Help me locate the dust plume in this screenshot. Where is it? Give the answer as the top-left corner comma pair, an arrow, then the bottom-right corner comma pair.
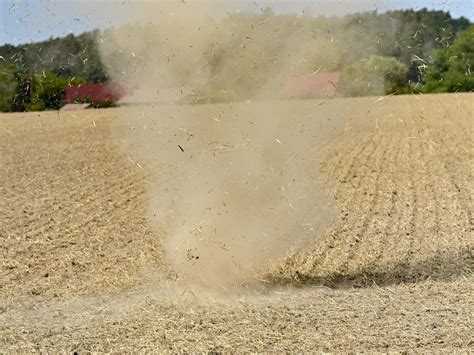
98,1 -> 363,289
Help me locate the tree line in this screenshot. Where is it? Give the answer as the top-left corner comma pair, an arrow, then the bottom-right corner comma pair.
0,8 -> 472,111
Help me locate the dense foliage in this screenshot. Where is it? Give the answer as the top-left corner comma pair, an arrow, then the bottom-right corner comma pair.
423,25 -> 474,92
0,9 -> 471,111
341,55 -> 409,96
0,65 -> 85,112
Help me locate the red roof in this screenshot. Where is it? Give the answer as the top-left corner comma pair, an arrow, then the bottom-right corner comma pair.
65,83 -> 126,104
285,72 -> 341,98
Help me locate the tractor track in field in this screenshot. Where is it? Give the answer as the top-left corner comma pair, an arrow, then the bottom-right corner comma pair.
1,94 -> 473,351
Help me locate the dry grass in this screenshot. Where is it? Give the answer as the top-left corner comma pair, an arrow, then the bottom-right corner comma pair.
0,93 -> 473,351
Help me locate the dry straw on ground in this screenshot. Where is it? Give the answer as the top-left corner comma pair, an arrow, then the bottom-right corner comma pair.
1,94 -> 473,351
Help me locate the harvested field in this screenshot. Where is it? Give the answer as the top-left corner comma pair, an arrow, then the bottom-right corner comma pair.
0,93 -> 473,351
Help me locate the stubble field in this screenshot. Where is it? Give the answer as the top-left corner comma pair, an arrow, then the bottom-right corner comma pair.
0,93 -> 472,351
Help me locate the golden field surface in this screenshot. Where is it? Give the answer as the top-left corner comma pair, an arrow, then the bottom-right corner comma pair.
0,93 -> 473,351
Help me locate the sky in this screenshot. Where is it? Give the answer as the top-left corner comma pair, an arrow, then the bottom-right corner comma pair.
1,0 -> 473,45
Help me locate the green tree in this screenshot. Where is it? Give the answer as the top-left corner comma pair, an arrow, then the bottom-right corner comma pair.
0,66 -> 85,111
10,69 -> 34,112
30,71 -> 67,110
31,72 -> 85,111
341,55 -> 408,96
423,25 -> 474,92
0,64 -> 18,111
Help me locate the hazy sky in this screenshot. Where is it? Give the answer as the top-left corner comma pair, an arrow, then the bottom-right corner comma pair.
1,0 -> 472,45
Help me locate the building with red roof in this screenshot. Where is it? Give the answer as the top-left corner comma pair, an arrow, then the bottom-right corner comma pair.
284,72 -> 341,98
65,83 -> 126,105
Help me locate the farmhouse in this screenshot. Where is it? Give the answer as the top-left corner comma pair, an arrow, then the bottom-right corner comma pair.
284,71 -> 341,98
65,83 -> 126,105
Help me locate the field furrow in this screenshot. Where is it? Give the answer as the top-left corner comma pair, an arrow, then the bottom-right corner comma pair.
1,94 -> 473,352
